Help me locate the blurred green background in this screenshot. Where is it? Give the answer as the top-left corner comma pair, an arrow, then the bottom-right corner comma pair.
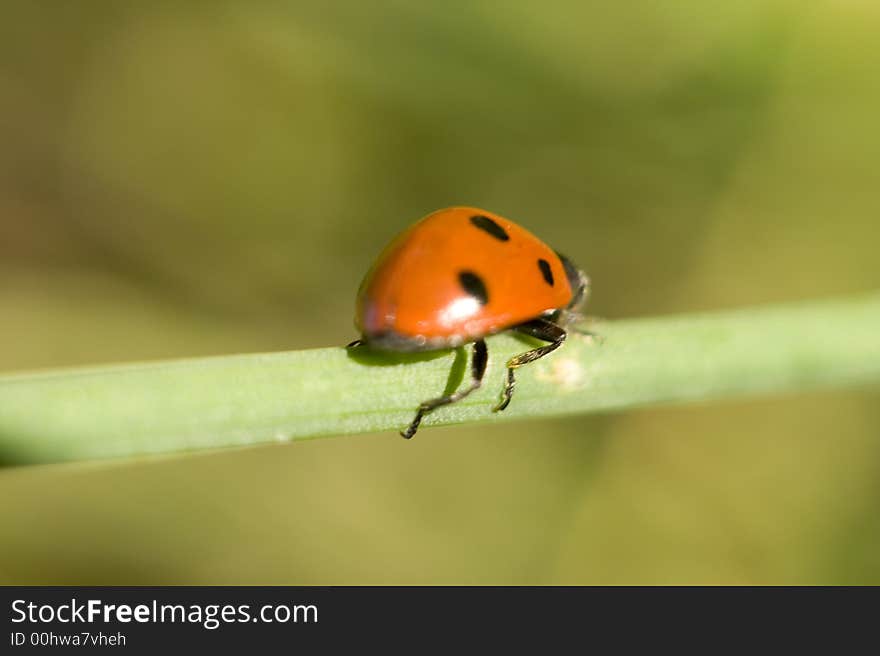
2,1 -> 879,584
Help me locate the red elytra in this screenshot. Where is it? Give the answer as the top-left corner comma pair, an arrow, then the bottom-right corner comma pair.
349,206 -> 590,439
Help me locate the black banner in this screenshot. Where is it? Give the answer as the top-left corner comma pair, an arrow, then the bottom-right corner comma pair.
0,586 -> 870,651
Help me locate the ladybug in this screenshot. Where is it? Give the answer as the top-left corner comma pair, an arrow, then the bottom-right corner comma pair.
349,207 -> 591,439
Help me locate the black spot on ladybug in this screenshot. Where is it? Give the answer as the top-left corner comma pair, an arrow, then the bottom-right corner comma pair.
538,259 -> 554,286
458,271 -> 489,305
470,215 -> 509,242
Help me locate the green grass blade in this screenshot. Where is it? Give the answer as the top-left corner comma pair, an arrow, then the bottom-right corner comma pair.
1,292 -> 879,465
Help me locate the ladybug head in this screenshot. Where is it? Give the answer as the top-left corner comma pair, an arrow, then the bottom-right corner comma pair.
557,252 -> 590,314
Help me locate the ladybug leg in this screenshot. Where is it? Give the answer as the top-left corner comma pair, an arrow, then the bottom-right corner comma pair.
346,339 -> 364,348
401,339 -> 488,439
494,319 -> 566,413
558,311 -> 604,344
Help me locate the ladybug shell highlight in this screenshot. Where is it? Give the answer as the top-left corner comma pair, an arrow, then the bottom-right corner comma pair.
356,207 -> 575,350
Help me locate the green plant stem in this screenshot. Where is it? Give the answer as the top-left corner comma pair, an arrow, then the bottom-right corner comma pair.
1,292 -> 879,465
